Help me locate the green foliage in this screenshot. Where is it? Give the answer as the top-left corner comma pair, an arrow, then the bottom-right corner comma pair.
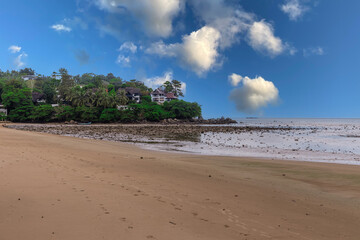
58,68 -> 75,102
7,105 -> 34,122
100,108 -> 121,122
74,106 -> 101,122
42,79 -> 59,104
162,79 -> 184,97
120,109 -> 137,123
19,68 -> 35,75
55,105 -> 75,122
163,100 -> 201,119
0,78 -> 5,102
31,105 -> 55,122
129,101 -> 171,122
0,112 -> 7,121
0,68 -> 202,123
2,81 -> 33,112
141,95 -> 151,103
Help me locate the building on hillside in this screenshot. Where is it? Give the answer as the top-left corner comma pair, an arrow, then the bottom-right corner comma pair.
151,88 -> 178,104
165,92 -> 178,102
22,75 -> 37,81
117,105 -> 128,111
32,92 -> 46,104
124,87 -> 141,103
151,88 -> 166,104
0,104 -> 7,116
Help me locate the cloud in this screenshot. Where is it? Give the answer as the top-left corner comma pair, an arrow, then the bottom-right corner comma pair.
145,1 -> 291,75
95,0 -> 183,37
280,0 -> 309,21
13,52 -> 28,69
116,54 -> 130,67
147,26 -> 221,76
188,0 -> 254,49
229,74 -> 279,113
119,42 -> 137,53
303,47 -> 324,57
74,50 -> 90,65
51,24 -> 72,32
142,71 -> 186,94
229,73 -> 243,87
247,20 -> 286,57
8,45 -> 21,53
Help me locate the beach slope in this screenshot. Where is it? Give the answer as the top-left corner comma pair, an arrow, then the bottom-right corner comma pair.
0,125 -> 360,239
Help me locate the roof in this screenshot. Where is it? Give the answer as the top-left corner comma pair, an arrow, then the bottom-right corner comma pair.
166,92 -> 177,99
151,88 -> 165,95
22,75 -> 37,80
32,92 -> 45,102
125,87 -> 141,95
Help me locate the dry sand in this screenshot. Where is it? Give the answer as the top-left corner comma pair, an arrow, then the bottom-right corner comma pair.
1,125 -> 360,240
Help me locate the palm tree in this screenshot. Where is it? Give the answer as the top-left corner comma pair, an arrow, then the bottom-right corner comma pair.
116,89 -> 128,105
96,88 -> 113,108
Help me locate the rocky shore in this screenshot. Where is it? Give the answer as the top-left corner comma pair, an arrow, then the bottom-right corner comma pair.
6,124 -> 297,143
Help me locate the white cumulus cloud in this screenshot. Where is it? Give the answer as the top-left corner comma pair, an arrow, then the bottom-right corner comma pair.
247,20 -> 286,57
142,71 -> 186,94
146,26 -> 221,76
229,74 -> 279,113
229,73 -> 243,87
8,45 -> 21,53
280,0 -> 309,21
188,0 -> 254,49
13,53 -> 28,69
51,24 -> 72,32
95,0 -> 183,37
119,42 -> 137,53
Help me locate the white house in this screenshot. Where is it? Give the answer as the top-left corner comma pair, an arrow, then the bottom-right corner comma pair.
21,75 -> 37,81
0,105 -> 7,116
151,88 -> 178,104
151,88 -> 166,104
124,87 -> 141,103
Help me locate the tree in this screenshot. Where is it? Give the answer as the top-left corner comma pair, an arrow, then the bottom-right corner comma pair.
0,78 -> 5,102
67,86 -> 88,107
42,79 -> 59,104
31,105 -> 55,122
100,108 -> 121,122
162,80 -> 184,97
94,76 -> 104,88
117,89 -> 129,105
95,88 -> 114,109
58,68 -> 75,102
1,80 -> 33,112
106,73 -> 115,81
163,100 -> 201,119
19,68 -> 35,75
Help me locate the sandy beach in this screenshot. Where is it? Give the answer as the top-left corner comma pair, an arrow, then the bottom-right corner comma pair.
1,125 -> 360,240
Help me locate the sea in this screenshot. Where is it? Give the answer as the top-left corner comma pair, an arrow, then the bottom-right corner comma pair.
138,118 -> 360,165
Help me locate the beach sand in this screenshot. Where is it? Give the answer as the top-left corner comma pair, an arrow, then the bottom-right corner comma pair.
1,125 -> 360,239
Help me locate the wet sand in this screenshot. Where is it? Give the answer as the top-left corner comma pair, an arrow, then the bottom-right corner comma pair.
1,125 -> 360,239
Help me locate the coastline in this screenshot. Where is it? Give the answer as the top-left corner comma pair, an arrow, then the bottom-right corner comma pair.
1,125 -> 360,239
6,120 -> 360,166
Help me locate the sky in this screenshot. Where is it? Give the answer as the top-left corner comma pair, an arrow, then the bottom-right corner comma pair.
1,0 -> 360,118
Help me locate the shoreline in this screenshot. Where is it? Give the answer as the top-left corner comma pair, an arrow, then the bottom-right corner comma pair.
1,125 -> 360,239
5,122 -> 360,166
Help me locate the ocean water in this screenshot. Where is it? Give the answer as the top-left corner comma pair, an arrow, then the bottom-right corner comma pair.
138,118 -> 360,165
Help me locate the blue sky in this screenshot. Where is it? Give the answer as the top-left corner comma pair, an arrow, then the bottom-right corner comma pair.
1,0 -> 359,118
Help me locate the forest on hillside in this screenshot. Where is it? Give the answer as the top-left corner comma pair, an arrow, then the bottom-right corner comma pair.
0,68 -> 201,123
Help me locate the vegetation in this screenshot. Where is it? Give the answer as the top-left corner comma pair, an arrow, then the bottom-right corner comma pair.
0,68 -> 202,123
